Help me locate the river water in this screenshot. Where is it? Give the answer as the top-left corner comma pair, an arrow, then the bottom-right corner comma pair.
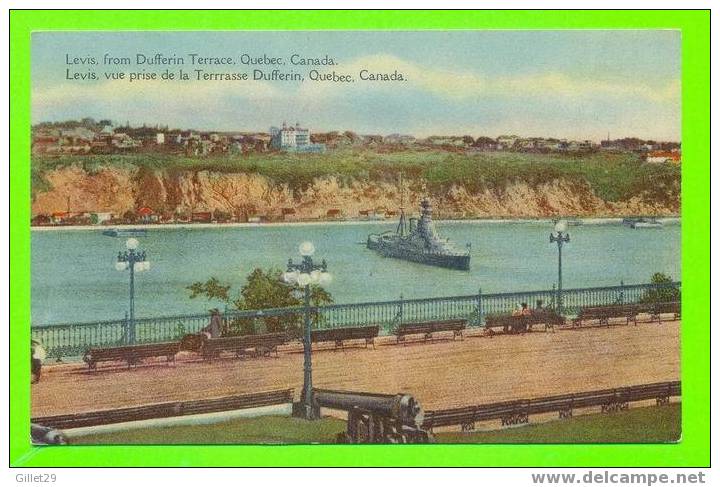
31,219 -> 680,325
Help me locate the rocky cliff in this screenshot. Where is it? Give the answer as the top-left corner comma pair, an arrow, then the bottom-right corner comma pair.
31,165 -> 679,219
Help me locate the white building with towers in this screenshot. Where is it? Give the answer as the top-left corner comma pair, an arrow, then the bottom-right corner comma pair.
269,122 -> 325,153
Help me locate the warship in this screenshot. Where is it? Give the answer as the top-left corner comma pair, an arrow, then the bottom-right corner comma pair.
367,198 -> 471,270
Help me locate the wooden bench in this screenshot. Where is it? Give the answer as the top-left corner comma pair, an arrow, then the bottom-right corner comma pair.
83,342 -> 181,370
643,301 -> 680,323
485,315 -> 524,334
529,310 -> 566,331
200,333 -> 288,360
571,304 -> 640,327
311,326 -> 379,350
485,310 -> 565,334
395,319 -> 466,344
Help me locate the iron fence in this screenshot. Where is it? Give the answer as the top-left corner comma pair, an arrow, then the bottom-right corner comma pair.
32,281 -> 680,361
422,380 -> 681,431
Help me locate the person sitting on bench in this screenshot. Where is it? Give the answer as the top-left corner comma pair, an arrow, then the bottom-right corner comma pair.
513,302 -> 532,316
201,308 -> 223,339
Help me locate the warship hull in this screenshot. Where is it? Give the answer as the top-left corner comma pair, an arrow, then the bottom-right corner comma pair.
367,238 -> 471,270
367,197 -> 471,271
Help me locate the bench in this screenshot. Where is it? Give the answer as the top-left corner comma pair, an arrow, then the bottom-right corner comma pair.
571,304 -> 641,327
643,301 -> 680,323
83,342 -> 181,370
529,310 -> 566,331
485,315 -> 524,334
485,310 -> 565,334
179,333 -> 205,352
395,319 -> 466,344
200,333 -> 288,360
311,326 -> 379,350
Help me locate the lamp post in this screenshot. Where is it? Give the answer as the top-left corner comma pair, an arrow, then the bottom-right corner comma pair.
115,238 -> 150,344
549,220 -> 570,313
283,241 -> 332,420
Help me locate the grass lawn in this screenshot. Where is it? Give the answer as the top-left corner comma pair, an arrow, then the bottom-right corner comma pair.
435,404 -> 681,443
69,404 -> 680,445
70,415 -> 347,445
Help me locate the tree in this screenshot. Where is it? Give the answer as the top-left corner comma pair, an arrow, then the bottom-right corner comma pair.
641,272 -> 680,304
187,268 -> 333,335
473,136 -> 496,147
187,277 -> 231,303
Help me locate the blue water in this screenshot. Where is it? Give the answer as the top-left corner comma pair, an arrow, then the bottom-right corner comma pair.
31,220 -> 680,325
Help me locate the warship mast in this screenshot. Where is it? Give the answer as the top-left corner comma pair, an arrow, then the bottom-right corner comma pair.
396,173 -> 407,237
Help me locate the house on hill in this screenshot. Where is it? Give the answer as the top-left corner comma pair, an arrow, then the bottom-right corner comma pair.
51,212 -> 70,224
137,206 -> 158,223
645,151 -> 681,164
326,208 -> 343,219
191,211 -> 213,223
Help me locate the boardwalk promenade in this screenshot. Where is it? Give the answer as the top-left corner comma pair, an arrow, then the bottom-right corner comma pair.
32,320 -> 680,418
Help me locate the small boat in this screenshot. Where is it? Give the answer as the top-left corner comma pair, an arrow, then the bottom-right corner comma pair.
622,217 -> 640,226
102,228 -> 149,237
553,217 -> 583,226
629,218 -> 663,229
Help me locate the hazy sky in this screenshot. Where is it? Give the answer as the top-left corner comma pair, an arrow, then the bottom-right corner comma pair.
32,31 -> 681,141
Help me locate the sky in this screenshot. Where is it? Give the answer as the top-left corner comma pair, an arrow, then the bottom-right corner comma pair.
32,31 -> 681,141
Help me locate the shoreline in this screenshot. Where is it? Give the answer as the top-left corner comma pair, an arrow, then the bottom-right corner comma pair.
30,216 -> 681,232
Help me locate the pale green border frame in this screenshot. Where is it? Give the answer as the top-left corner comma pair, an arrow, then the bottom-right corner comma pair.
10,10 -> 710,467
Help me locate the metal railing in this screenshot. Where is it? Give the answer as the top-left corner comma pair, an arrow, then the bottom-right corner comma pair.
32,281 -> 680,361
422,380 -> 680,431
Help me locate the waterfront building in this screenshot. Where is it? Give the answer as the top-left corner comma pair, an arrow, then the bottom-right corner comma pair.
90,212 -> 114,225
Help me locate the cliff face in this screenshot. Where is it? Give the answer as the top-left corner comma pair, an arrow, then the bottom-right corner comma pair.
31,165 -> 679,219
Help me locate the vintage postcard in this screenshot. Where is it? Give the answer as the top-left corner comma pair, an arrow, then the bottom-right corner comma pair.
28,29 -> 682,446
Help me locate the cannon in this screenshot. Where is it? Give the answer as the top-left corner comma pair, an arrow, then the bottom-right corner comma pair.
313,389 -> 432,443
31,423 -> 67,445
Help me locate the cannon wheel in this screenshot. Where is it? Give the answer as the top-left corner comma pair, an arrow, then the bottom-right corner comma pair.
355,419 -> 371,443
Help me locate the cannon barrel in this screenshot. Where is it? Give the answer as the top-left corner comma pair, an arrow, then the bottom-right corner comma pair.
31,423 -> 67,445
314,389 -> 424,426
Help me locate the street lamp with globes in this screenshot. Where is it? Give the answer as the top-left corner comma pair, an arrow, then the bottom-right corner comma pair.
550,220 -> 570,313
282,241 -> 332,420
115,238 -> 150,344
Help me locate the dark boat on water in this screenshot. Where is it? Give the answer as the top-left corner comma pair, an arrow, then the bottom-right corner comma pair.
367,198 -> 471,270
622,217 -> 663,229
102,228 -> 148,237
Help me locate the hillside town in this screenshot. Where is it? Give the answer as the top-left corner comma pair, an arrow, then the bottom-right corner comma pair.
32,118 -> 681,160
30,118 -> 682,228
